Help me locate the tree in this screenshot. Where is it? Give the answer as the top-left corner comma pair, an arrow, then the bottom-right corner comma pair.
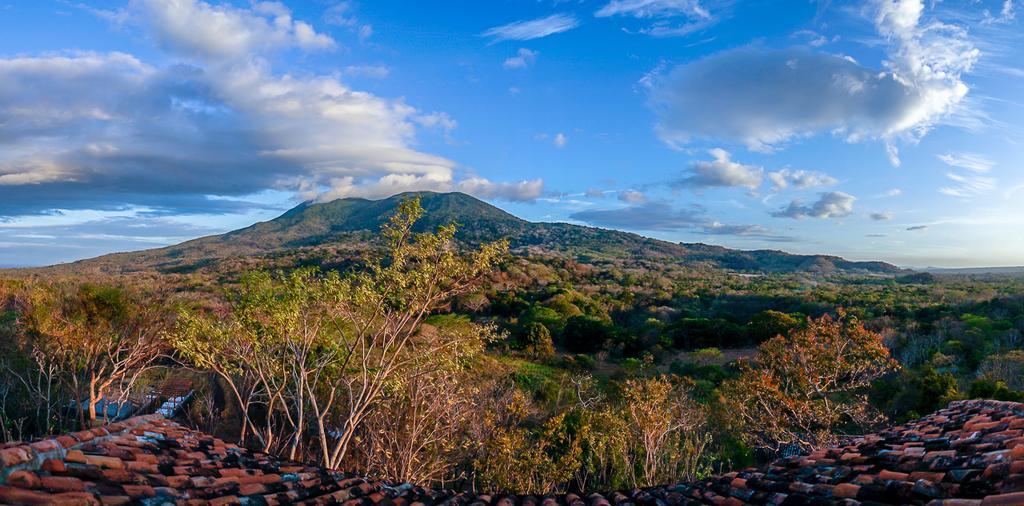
664,318 -> 747,349
721,312 -> 896,451
10,283 -> 167,427
978,350 -> 1024,390
617,377 -> 709,487
747,310 -> 801,344
561,315 -> 613,353
517,322 -> 555,359
173,197 -> 506,468
871,365 -> 958,422
356,315 -> 495,483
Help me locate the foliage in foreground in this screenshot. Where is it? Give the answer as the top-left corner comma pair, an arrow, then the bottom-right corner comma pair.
721,313 -> 896,451
3,198 -> 1024,493
172,198 -> 507,469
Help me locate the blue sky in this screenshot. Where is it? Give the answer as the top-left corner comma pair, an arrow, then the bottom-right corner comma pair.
0,0 -> 1022,268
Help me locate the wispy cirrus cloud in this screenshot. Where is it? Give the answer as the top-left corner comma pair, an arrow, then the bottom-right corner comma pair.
595,0 -> 721,37
937,152 -> 996,199
937,152 -> 995,173
482,14 -> 580,42
596,0 -> 710,19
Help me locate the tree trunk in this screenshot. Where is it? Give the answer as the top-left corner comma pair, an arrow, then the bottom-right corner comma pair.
88,376 -> 100,423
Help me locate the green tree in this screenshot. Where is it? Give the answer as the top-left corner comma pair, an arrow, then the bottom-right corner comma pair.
561,315 -> 614,353
747,310 -> 801,344
517,321 -> 555,359
871,365 -> 959,422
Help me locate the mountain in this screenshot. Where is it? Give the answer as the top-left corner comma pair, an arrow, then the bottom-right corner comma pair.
10,192 -> 904,276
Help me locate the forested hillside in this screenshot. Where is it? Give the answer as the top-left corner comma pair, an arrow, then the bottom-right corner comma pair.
10,192 -> 903,277
2,196 -> 1022,495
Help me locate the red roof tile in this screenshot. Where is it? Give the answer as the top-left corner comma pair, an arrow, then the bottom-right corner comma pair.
0,400 -> 1023,505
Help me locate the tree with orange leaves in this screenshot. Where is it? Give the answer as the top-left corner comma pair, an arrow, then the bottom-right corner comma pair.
721,311 -> 897,452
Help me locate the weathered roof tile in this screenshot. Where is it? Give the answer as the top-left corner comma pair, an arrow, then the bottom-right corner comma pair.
0,400 -> 1022,505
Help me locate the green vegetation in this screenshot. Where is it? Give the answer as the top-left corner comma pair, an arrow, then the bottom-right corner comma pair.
3,193 -> 1024,494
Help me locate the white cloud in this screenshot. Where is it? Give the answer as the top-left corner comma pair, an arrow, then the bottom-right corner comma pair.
772,191 -> 856,219
314,175 -> 544,203
571,201 -> 794,240
457,177 -> 544,202
503,48 -> 539,69
767,168 -> 838,191
595,0 -> 718,37
647,0 -> 978,162
885,143 -> 902,168
939,172 -> 996,199
139,0 -> 335,60
937,152 -> 995,173
793,30 -> 830,47
570,202 -> 703,231
677,148 -> 762,189
937,152 -> 997,198
415,112 -> 458,132
596,0 -> 710,19
0,161 -> 71,186
482,14 -> 580,42
343,64 -> 390,79
870,211 -> 893,220
700,222 -> 794,241
618,189 -> 647,203
323,1 -> 373,40
0,0 -> 536,217
553,132 -> 569,148
982,0 -> 1015,24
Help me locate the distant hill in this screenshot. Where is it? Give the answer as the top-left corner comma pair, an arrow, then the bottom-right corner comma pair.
923,266 -> 1024,275
9,192 -> 905,277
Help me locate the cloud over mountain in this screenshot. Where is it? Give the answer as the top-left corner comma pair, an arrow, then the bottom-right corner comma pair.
571,202 -> 702,231
570,201 -> 793,241
0,0 -> 541,218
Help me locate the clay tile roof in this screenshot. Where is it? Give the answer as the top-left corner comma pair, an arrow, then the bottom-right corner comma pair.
0,400 -> 1023,506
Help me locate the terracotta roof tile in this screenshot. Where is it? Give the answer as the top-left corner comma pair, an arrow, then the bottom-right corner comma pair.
0,401 -> 1022,504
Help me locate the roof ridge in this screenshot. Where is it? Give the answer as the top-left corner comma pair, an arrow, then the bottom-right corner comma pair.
0,401 -> 1023,504
0,414 -> 164,484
